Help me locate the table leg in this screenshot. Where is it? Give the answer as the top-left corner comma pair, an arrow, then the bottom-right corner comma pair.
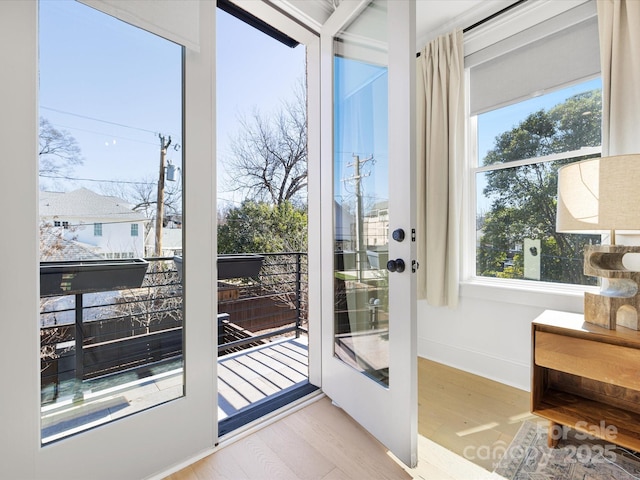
548,422 -> 560,448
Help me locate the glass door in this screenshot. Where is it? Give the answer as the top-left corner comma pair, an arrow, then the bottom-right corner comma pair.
320,0 -> 417,467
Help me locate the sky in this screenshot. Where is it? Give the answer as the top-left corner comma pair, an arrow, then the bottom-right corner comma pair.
39,1 -> 600,219
38,1 -> 305,208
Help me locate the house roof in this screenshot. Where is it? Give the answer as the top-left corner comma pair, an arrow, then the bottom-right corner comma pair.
40,188 -> 147,222
40,230 -> 103,261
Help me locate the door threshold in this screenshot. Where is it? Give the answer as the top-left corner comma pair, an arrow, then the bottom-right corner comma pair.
218,383 -> 321,440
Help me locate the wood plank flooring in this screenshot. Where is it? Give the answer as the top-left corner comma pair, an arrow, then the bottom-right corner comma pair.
165,358 -> 533,479
167,397 -> 413,480
419,359 -> 534,472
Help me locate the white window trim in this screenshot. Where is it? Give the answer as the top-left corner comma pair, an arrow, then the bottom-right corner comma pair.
464,83 -> 603,301
461,277 -> 598,311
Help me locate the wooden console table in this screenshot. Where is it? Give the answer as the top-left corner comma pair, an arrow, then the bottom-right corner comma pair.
532,310 -> 640,450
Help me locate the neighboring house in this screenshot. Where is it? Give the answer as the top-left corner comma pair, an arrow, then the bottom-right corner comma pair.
334,200 -> 355,250
39,188 -> 147,260
145,227 -> 183,257
364,201 -> 389,248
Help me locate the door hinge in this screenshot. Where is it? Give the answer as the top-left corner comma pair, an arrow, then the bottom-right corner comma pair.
412,260 -> 419,273
411,229 -> 416,242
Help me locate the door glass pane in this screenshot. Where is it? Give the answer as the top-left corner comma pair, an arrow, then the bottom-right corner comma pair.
333,0 -> 389,387
39,1 -> 184,444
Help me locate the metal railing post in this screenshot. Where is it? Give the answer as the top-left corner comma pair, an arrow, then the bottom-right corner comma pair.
295,252 -> 301,338
74,293 -> 84,400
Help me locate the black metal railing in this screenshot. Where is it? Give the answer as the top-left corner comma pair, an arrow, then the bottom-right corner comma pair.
217,252 -> 308,354
40,253 -> 308,404
40,257 -> 183,403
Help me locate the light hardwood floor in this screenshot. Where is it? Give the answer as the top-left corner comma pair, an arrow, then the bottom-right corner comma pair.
164,358 -> 532,480
419,359 -> 534,472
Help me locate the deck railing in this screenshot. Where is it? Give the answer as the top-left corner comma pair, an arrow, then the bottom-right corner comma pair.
217,252 -> 308,354
40,252 -> 308,404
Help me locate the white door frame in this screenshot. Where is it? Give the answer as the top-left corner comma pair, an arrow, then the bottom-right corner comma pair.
2,2 -> 217,478
319,0 -> 418,468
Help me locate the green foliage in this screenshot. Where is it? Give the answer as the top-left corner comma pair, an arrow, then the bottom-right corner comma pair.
477,90 -> 601,285
217,200 -> 307,254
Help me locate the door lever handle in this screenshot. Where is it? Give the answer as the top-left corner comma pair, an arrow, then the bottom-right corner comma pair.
386,258 -> 405,273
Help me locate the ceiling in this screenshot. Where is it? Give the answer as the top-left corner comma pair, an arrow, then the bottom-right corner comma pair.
272,0 -> 520,48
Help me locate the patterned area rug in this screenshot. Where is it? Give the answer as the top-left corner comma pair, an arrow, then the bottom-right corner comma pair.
493,421 -> 640,480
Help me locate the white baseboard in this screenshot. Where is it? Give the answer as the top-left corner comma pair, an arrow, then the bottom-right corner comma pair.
418,338 -> 530,392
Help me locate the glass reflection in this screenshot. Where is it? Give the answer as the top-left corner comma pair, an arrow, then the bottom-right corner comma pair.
333,0 -> 389,386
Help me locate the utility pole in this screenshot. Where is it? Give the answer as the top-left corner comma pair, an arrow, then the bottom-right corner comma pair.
155,133 -> 172,257
346,154 -> 374,281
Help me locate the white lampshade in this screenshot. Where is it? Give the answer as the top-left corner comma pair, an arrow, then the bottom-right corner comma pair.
556,154 -> 640,233
556,158 -> 600,232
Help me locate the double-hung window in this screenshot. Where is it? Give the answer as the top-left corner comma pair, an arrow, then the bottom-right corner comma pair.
467,0 -> 602,287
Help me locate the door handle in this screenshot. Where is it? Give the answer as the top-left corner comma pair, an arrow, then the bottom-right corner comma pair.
392,228 -> 405,242
386,258 -> 405,273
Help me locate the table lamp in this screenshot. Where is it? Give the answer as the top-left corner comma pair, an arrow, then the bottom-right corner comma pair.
557,154 -> 640,330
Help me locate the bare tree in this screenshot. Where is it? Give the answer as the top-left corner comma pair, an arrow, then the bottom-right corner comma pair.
99,176 -> 182,234
39,117 -> 83,176
224,83 -> 307,206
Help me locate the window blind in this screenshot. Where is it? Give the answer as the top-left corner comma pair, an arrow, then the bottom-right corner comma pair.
467,1 -> 599,115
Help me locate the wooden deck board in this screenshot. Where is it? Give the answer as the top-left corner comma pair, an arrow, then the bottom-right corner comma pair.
217,337 -> 309,419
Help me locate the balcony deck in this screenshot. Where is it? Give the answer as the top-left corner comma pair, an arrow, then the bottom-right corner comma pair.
40,253 -> 309,443
218,335 -> 309,420
41,335 -> 308,444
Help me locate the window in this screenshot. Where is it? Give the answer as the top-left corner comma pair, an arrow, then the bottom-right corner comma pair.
62,221 -> 69,229
131,223 -> 139,237
468,2 -> 601,286
94,222 -> 102,236
53,220 -> 60,227
474,80 -> 602,285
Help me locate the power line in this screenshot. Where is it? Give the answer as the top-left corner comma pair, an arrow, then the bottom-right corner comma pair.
49,122 -> 161,147
39,174 -> 157,186
41,105 -> 182,140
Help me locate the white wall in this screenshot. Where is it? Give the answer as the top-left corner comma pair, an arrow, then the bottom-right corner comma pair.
416,0 -> 600,393
417,282 -> 586,391
70,218 -> 145,256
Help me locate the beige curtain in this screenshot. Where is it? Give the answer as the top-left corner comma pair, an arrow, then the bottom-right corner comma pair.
416,30 -> 464,307
597,0 -> 640,155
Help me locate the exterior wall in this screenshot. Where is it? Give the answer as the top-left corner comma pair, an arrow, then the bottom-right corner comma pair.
42,216 -> 146,258
68,218 -> 145,257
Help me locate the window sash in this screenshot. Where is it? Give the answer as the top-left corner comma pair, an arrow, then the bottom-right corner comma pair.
473,146 -> 602,174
